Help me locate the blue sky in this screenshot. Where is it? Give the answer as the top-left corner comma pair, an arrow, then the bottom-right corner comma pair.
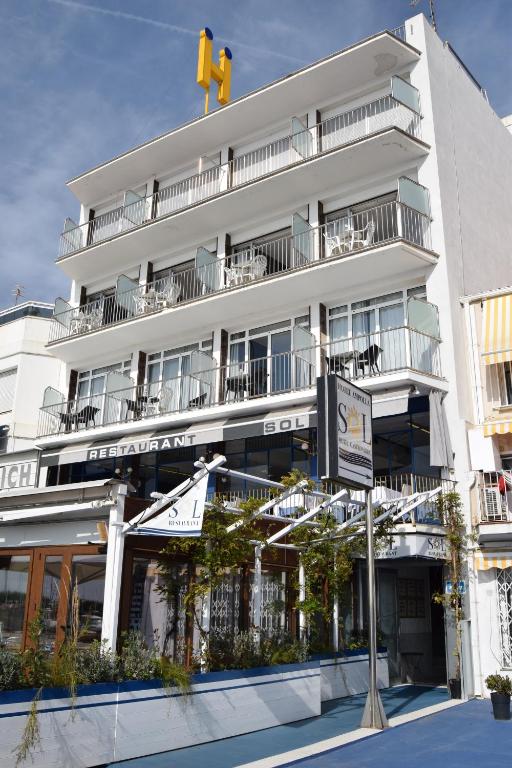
0,0 -> 510,307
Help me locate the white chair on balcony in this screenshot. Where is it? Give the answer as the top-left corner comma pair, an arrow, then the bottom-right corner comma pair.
154,279 -> 181,309
351,220 -> 376,250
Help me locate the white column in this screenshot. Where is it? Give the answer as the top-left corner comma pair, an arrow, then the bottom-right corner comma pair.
219,146 -> 231,192
310,301 -> 323,378
101,485 -> 127,652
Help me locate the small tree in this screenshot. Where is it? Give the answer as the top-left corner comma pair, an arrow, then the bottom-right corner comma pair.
433,491 -> 472,681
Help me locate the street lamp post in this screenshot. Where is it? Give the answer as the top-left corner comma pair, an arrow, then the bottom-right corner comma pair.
360,488 -> 388,729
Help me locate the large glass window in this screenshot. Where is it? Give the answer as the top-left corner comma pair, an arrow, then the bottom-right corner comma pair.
69,554 -> 106,645
0,555 -> 30,649
128,557 -> 188,661
40,556 -> 63,652
328,288 -> 426,377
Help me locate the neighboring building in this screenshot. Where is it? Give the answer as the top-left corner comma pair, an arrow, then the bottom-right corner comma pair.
2,14 -> 512,691
462,288 -> 512,696
502,114 -> 512,134
0,300 -> 62,492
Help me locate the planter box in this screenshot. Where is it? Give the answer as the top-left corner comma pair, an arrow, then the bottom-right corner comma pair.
319,649 -> 389,702
0,662 -> 320,768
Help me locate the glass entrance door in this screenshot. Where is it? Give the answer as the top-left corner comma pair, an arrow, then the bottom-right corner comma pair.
0,554 -> 31,650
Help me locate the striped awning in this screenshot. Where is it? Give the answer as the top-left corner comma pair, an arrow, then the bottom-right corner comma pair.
484,421 -> 512,437
475,552 -> 512,571
482,294 -> 512,364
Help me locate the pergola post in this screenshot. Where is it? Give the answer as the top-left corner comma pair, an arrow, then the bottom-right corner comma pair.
298,555 -> 306,642
253,544 -> 263,645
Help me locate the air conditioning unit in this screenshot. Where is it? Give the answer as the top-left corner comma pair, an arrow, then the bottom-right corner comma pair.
482,488 -> 507,522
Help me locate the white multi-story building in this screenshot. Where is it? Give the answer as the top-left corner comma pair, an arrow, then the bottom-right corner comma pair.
2,14 -> 512,689
0,300 -> 61,489
462,288 -> 512,695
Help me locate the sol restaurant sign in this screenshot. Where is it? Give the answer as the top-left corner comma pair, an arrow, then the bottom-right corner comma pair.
317,374 -> 373,490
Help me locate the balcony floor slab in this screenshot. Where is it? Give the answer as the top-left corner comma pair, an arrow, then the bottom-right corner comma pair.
57,128 -> 429,282
49,240 -> 437,368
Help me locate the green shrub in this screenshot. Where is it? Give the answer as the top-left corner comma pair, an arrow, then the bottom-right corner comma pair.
118,631 -> 160,681
485,673 -> 512,696
75,641 -> 117,684
0,648 -> 24,691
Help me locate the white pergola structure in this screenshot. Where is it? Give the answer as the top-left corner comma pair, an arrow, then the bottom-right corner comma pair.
111,455 -> 445,729
118,456 -> 444,641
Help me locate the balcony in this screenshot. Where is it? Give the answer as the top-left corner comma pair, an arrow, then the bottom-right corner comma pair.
49,199 -> 435,352
477,472 -> 512,544
38,326 -> 442,440
58,94 -> 423,264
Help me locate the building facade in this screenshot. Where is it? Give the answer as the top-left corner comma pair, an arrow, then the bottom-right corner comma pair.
462,288 -> 512,695
2,14 -> 512,690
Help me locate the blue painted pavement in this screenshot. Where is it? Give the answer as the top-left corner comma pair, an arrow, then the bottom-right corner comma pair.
107,685 -> 449,768
279,698 -> 511,768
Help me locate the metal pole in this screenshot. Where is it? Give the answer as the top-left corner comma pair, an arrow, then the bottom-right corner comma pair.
253,544 -> 262,645
361,488 -> 388,729
298,556 -> 306,642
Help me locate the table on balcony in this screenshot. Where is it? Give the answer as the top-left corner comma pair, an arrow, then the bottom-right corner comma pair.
224,255 -> 267,287
225,373 -> 251,401
69,308 -> 103,335
125,395 -> 160,420
327,350 -> 357,376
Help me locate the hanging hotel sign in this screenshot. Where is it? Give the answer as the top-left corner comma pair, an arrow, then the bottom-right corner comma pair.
131,474 -> 208,537
317,374 -> 373,490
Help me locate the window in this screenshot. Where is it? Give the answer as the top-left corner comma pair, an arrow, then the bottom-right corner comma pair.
69,554 -> 106,646
0,368 -> 16,413
328,288 -> 429,375
494,362 -> 512,406
497,568 -> 512,668
77,360 -> 131,401
398,578 -> 425,619
0,554 -> 30,649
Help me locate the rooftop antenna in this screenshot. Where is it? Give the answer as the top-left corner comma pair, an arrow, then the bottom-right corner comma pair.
410,0 -> 437,32
12,285 -> 25,305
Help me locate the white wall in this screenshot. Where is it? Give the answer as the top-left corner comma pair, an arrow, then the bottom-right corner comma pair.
0,314 -> 63,450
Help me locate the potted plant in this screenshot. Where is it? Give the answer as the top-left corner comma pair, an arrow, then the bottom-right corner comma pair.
485,673 -> 512,720
433,492 -> 472,700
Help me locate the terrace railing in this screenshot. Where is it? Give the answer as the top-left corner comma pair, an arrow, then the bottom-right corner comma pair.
324,326 -> 441,380
58,94 -> 421,258
39,327 -> 441,437
50,200 -> 432,343
37,348 -> 315,437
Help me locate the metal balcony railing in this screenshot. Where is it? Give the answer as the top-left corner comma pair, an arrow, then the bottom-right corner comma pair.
49,200 -> 432,343
324,326 -> 441,380
38,328 -> 441,438
37,348 -> 315,437
479,472 -> 512,523
58,94 -> 421,258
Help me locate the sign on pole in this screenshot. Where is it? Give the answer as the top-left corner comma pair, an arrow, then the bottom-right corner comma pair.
132,474 -> 208,537
317,374 -> 373,489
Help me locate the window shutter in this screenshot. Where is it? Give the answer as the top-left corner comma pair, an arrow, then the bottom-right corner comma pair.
67,369 -> 78,402
0,369 -> 17,413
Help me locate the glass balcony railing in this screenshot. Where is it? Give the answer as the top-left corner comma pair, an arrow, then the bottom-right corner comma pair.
49,199 -> 432,343
38,328 -> 441,438
58,94 -> 421,258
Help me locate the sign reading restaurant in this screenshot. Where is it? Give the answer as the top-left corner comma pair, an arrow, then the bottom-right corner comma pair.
87,433 -> 198,460
317,374 -> 373,490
